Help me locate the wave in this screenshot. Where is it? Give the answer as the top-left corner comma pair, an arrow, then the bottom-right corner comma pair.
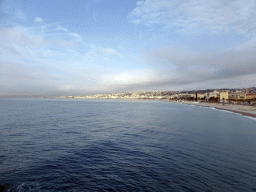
244,116 -> 256,121
3,182 -> 41,192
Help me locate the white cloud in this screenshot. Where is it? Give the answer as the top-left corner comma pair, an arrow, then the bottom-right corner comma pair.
1,1 -> 27,21
69,32 -> 82,40
56,25 -> 83,42
54,38 -> 74,48
82,46 -> 121,63
16,9 -> 27,20
82,46 -> 101,63
34,17 -> 43,23
102,69 -> 155,86
56,25 -> 68,32
0,22 -> 86,59
58,85 -> 75,91
102,48 -> 120,56
0,27 -> 50,58
129,0 -> 256,34
230,36 -> 256,51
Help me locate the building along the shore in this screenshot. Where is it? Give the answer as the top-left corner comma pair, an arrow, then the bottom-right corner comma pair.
170,94 -> 179,100
246,94 -> 256,100
178,93 -> 195,100
205,90 -> 220,101
220,91 -> 229,103
195,93 -> 205,100
229,91 -> 246,100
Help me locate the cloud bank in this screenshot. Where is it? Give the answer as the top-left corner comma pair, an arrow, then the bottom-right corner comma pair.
126,0 -> 256,91
129,0 -> 256,34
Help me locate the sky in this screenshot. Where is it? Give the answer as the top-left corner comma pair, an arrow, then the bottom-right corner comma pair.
0,0 -> 256,96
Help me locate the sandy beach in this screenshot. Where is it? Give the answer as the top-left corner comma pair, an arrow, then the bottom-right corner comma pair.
170,101 -> 256,118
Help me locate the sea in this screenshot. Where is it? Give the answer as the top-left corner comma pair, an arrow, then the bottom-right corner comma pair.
0,98 -> 256,192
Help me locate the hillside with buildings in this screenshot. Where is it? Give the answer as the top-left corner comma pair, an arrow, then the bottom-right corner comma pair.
52,87 -> 256,104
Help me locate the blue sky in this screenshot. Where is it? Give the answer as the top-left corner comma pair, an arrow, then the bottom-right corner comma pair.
1,0 -> 256,96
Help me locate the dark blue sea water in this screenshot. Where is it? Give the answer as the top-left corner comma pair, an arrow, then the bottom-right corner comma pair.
0,98 -> 256,192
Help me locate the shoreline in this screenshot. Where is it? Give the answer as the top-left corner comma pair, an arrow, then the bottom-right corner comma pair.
175,101 -> 256,119
214,107 -> 256,118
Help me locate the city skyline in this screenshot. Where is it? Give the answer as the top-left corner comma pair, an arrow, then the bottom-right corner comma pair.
1,0 -> 256,96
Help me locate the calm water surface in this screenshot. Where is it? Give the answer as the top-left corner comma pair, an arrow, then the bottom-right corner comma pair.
0,98 -> 256,191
